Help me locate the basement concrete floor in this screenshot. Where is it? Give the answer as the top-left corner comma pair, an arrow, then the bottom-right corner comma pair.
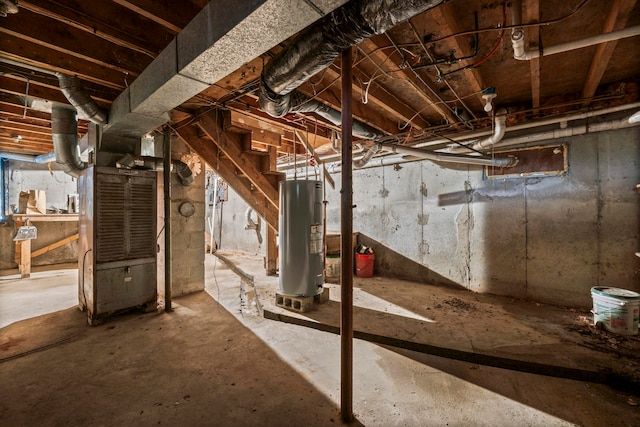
1,254 -> 639,426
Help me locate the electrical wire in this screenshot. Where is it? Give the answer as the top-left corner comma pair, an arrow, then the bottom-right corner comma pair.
425,0 -> 592,44
80,248 -> 92,310
400,88 -> 486,132
436,3 -> 507,81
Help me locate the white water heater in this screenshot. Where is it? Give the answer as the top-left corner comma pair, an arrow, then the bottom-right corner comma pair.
278,180 -> 324,297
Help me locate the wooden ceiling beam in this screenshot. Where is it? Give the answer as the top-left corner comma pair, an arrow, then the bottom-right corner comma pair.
223,110 -> 274,144
0,99 -> 88,135
0,75 -> 75,106
0,138 -> 52,152
1,9 -> 147,76
331,65 -> 430,129
0,128 -> 52,142
0,121 -> 51,137
0,63 -> 121,103
0,99 -> 53,123
111,0 -> 202,34
427,4 -> 485,110
0,146 -> 50,156
19,0 -> 170,57
297,76 -> 398,135
581,0 -> 637,108
0,72 -> 114,106
358,37 -> 459,125
194,91 -> 337,147
523,0 -> 541,111
0,34 -> 127,90
226,110 -> 284,138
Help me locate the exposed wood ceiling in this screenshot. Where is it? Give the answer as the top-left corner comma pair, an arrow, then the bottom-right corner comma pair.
1,0 -> 639,158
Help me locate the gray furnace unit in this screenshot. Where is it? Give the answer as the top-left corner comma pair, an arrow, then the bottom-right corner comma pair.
278,179 -> 324,297
78,166 -> 157,325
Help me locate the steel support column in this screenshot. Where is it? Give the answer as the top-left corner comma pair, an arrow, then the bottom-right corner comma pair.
340,46 -> 354,424
163,126 -> 172,312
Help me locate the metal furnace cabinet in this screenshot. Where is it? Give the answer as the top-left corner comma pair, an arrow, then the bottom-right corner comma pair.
78,166 -> 157,324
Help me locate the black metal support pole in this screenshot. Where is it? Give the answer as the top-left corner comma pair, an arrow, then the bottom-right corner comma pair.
163,126 -> 172,312
340,46 -> 354,424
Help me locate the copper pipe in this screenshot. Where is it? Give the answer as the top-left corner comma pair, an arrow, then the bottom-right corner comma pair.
340,46 -> 354,424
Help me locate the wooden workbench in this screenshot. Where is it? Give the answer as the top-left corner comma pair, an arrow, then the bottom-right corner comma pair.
13,214 -> 78,278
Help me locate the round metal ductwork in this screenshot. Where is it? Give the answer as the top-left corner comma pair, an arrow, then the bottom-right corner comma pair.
0,0 -> 19,17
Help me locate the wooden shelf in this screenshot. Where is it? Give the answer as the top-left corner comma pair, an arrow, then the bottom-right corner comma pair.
12,214 -> 78,223
12,214 -> 79,278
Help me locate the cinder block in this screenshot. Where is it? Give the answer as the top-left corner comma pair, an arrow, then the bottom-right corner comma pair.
314,287 -> 330,304
275,292 -> 313,313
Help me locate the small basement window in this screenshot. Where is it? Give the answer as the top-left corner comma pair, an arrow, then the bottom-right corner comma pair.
485,144 -> 567,179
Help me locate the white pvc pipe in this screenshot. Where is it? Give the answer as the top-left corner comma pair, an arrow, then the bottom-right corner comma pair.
386,144 -> 516,167
277,103 -> 640,171
423,102 -> 640,151
353,144 -> 381,168
322,118 -> 638,172
450,109 -> 507,153
513,25 -> 640,61
489,117 -> 636,151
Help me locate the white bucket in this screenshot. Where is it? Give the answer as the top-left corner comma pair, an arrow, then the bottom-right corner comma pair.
591,286 -> 640,335
325,255 -> 340,279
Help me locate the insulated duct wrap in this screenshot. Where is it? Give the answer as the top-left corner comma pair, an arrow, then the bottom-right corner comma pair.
361,0 -> 446,33
262,1 -> 374,97
259,0 -> 446,119
295,99 -> 381,139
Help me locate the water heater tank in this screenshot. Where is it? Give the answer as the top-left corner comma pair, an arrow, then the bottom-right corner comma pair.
279,180 -> 324,297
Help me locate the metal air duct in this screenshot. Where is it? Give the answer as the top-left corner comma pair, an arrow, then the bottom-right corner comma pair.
115,154 -> 195,186
56,73 -> 107,125
293,99 -> 381,139
0,0 -> 18,17
52,73 -> 107,177
51,105 -> 86,178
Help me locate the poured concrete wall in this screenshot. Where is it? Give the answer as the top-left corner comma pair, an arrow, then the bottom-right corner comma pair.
217,188 -> 266,255
324,127 -> 639,307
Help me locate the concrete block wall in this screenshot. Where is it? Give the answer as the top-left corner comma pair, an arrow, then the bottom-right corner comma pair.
324,127 -> 639,307
157,137 -> 206,297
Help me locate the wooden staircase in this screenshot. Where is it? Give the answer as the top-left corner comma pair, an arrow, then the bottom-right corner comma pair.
175,109 -> 285,232
175,109 -> 286,275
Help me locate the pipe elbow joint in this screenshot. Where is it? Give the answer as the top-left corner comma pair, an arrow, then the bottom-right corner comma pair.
353,143 -> 381,168
511,29 -> 527,60
505,155 -> 519,168
172,160 -> 194,186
